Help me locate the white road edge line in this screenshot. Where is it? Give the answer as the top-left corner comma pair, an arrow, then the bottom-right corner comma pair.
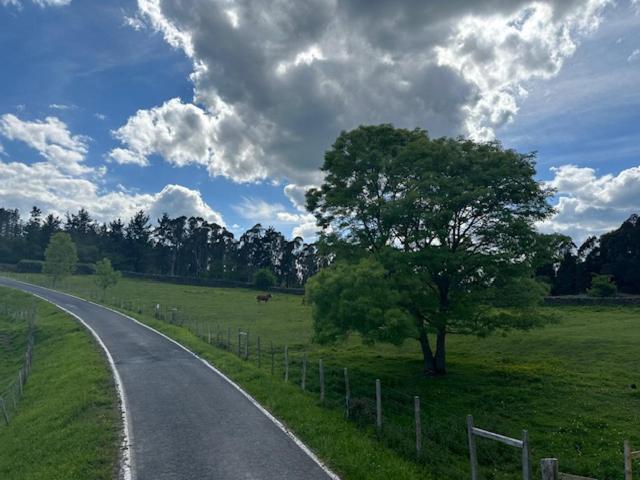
4,283 -> 135,480
6,278 -> 340,480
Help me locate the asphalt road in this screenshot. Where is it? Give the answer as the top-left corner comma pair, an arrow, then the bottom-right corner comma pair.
0,277 -> 336,480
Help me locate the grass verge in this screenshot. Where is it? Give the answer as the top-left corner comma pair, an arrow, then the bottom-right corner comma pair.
0,286 -> 120,480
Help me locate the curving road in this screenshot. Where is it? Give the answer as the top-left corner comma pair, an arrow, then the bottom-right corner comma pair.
0,277 -> 337,480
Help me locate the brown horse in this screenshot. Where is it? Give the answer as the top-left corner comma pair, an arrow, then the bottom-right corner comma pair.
256,293 -> 272,303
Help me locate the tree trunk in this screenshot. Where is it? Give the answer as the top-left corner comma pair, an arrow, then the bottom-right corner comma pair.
418,329 -> 437,375
434,327 -> 446,375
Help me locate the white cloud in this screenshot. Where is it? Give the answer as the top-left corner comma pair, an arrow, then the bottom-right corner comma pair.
0,113 -> 224,227
628,49 -> 640,62
107,147 -> 149,166
33,0 -> 71,5
2,0 -> 71,6
94,113 -> 107,121
124,0 -> 610,186
232,196 -> 317,240
0,114 -> 90,174
49,103 -> 76,111
283,184 -> 314,212
147,184 -> 224,225
436,1 -> 610,140
108,98 -> 267,181
541,164 -> 640,242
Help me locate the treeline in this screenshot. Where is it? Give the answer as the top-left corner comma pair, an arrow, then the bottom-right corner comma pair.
0,206 -> 322,287
537,214 -> 640,295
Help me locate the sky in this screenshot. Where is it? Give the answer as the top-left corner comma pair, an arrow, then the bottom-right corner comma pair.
0,0 -> 639,243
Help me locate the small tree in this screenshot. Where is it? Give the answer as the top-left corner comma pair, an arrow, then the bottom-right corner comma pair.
587,274 -> 617,297
254,268 -> 276,290
43,232 -> 78,286
95,258 -> 121,299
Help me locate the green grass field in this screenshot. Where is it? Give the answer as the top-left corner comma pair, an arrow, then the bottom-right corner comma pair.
7,273 -> 640,479
0,286 -> 120,480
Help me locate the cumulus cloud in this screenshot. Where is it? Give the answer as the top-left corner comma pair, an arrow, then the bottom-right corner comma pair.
108,98 -> 267,181
233,196 -> 317,240
540,164 -> 640,242
628,49 -> 640,62
147,184 -> 224,225
0,113 -> 224,226
119,0 -> 610,189
436,0 -> 609,139
0,114 -> 90,174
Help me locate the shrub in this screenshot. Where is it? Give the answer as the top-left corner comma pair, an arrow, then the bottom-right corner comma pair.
253,268 -> 276,290
17,259 -> 44,273
587,274 -> 617,297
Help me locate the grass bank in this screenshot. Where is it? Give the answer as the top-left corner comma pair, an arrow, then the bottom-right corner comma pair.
0,286 -> 120,480
7,273 -> 640,479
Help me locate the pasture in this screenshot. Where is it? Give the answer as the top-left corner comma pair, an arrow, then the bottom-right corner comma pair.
7,273 -> 640,479
0,286 -> 120,480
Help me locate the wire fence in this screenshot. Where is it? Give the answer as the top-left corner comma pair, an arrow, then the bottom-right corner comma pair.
102,298 -> 481,474
2,275 -> 619,478
0,303 -> 36,426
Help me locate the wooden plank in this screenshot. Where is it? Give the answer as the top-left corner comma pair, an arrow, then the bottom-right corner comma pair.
559,473 -> 597,480
471,427 -> 524,448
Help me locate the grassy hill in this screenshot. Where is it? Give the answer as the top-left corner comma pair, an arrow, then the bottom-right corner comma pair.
0,287 -> 120,480
7,273 -> 640,479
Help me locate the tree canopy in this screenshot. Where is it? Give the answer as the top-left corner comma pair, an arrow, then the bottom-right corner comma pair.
95,258 -> 121,298
43,232 -> 78,286
0,208 -> 321,288
306,125 -> 555,375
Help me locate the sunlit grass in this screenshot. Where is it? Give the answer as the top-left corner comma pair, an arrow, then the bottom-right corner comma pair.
0,286 -> 120,480
8,273 -> 640,479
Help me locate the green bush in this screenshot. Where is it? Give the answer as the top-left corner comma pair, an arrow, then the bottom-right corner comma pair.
17,259 -> 44,273
253,268 -> 276,290
587,274 -> 617,297
76,263 -> 96,275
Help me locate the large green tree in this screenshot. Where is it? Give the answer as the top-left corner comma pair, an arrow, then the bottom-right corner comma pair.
43,232 -> 78,286
306,125 -> 555,375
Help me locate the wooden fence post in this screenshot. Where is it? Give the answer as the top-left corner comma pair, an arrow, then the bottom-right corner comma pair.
0,397 -> 9,425
414,396 -> 422,456
208,327 -> 211,344
625,440 -> 633,480
284,346 -> 289,381
467,415 -> 479,480
227,326 -> 231,350
344,367 -> 350,417
257,337 -> 261,368
319,359 -> 325,403
245,331 -> 249,360
540,458 -> 558,480
237,329 -> 241,356
376,379 -> 382,431
271,342 -> 274,375
301,353 -> 307,390
522,430 -> 531,480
